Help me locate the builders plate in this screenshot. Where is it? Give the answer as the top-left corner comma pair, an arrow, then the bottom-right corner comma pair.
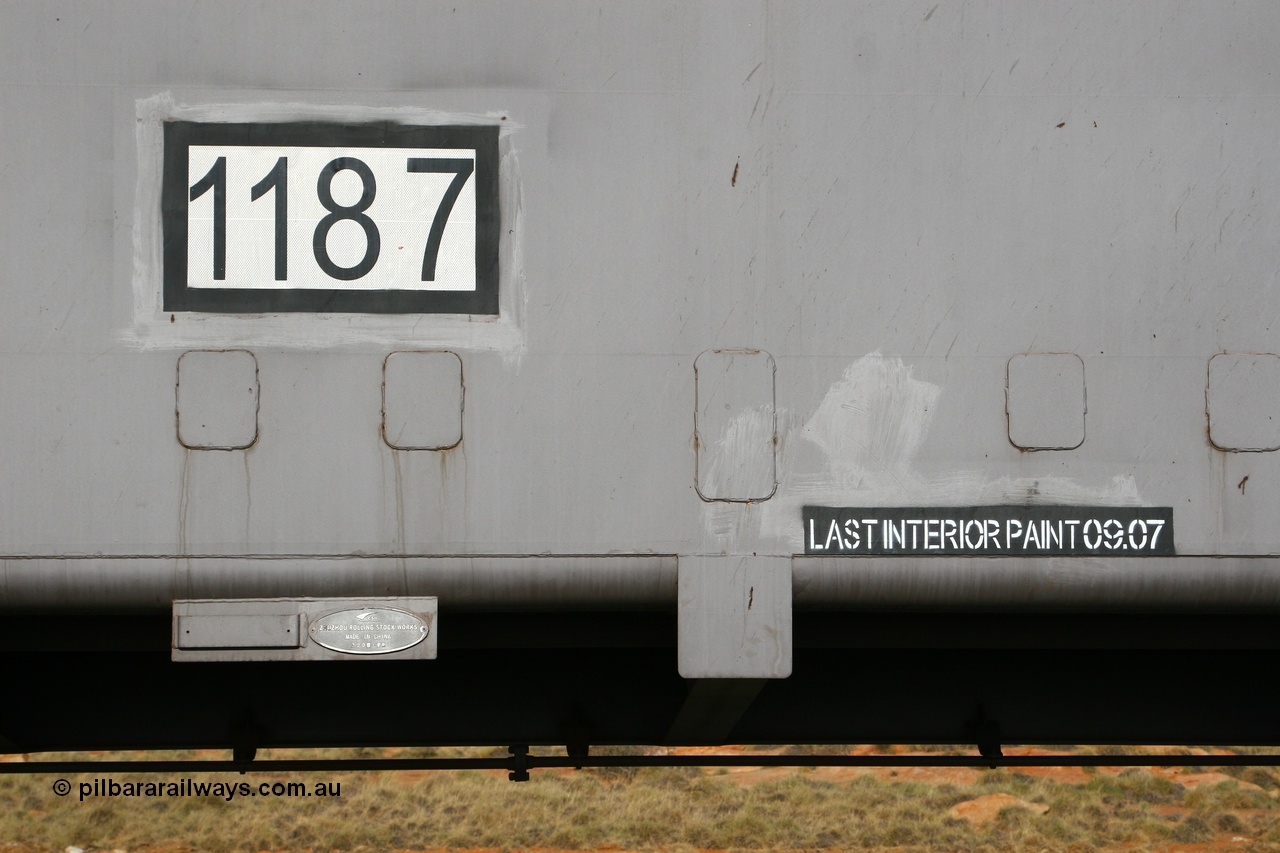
308,607 -> 431,655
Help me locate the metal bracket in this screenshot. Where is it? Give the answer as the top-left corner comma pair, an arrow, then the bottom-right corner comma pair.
508,745 -> 530,782
971,706 -> 1004,768
172,597 -> 437,662
230,714 -> 262,773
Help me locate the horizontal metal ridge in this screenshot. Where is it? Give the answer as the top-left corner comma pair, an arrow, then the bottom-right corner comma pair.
0,555 -> 677,613
8,554 -> 1280,613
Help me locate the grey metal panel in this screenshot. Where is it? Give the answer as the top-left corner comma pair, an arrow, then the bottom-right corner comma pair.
176,613 -> 300,649
0,84 -> 118,352
1,2 -> 698,92
679,556 -> 791,678
0,355 -> 182,553
3,2 -> 1280,601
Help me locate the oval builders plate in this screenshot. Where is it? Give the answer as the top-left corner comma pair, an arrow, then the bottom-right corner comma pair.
308,607 -> 430,655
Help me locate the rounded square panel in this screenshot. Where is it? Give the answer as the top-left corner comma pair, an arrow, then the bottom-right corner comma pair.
1208,352 -> 1280,452
176,349 -> 260,450
1006,353 -> 1086,451
382,351 -> 464,451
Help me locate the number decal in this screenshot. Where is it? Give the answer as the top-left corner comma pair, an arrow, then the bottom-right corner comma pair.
1103,518 -> 1123,550
1082,519 -> 1102,550
407,158 -> 474,281
1147,519 -> 1165,548
189,156 -> 227,280
313,157 -> 381,281
250,156 -> 288,281
195,155 -> 472,285
1127,519 -> 1148,550
164,121 -> 499,314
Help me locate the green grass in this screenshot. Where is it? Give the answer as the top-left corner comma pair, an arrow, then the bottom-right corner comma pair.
4,748 -> 1280,852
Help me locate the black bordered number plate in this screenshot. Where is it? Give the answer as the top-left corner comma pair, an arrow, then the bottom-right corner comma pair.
162,121 -> 499,314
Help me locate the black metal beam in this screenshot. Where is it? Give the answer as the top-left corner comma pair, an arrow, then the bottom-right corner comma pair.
6,751 -> 1280,777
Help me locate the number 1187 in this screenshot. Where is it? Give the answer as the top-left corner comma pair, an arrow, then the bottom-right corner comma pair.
189,154 -> 473,284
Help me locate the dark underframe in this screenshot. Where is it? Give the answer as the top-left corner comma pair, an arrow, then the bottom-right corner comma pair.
6,612 -> 1280,761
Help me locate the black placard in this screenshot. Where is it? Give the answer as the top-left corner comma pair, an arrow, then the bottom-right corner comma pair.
803,506 -> 1175,556
162,121 -> 499,314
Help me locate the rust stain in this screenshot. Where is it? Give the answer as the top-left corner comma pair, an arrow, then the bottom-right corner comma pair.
1238,475 -> 1249,494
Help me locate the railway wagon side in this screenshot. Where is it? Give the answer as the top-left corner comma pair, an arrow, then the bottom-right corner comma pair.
4,2 -> 1280,754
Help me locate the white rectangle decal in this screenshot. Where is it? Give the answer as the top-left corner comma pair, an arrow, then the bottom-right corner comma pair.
186,145 -> 477,291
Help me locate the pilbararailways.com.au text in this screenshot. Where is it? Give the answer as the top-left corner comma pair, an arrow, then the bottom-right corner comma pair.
64,778 -> 340,802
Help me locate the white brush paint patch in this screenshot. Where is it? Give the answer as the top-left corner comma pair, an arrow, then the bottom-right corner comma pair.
125,93 -> 526,355
698,405 -> 777,502
803,356 -> 940,488
758,354 -> 1142,549
704,504 -> 750,542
